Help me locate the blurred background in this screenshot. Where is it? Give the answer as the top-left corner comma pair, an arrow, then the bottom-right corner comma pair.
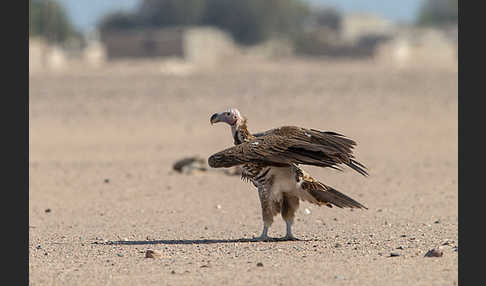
29,0 -> 457,72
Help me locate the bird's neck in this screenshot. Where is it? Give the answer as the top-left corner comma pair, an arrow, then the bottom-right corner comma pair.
231,118 -> 255,145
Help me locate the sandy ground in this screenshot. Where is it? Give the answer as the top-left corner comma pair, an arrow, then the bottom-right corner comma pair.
29,58 -> 458,285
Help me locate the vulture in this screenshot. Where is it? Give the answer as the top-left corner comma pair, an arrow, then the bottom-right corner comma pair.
208,108 -> 368,241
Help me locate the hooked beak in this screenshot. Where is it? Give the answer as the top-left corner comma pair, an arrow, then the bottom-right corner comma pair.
210,113 -> 220,125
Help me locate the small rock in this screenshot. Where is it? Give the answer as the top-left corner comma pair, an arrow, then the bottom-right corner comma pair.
216,204 -> 222,209
424,248 -> 443,257
200,264 -> 210,268
104,178 -> 110,183
334,275 -> 345,280
390,252 -> 401,257
434,220 -> 441,224
44,208 -> 51,213
117,253 -> 124,257
36,245 -> 42,249
396,246 -> 404,250
145,250 -> 162,258
441,239 -> 454,246
334,243 -> 342,248
171,270 -> 176,274
304,208 -> 311,215
256,262 -> 264,267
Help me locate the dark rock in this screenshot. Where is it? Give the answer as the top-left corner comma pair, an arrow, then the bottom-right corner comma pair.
145,249 -> 162,258
256,262 -> 264,267
424,248 -> 443,257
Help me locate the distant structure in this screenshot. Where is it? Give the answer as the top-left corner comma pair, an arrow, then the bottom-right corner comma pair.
29,37 -> 69,73
340,13 -> 394,44
375,25 -> 458,69
295,12 -> 393,58
99,26 -> 238,66
100,27 -> 185,59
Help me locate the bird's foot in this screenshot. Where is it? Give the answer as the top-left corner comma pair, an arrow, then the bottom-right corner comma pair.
253,235 -> 274,242
282,234 -> 300,241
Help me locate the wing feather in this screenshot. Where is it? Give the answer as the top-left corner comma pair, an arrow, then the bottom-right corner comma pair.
208,126 -> 368,176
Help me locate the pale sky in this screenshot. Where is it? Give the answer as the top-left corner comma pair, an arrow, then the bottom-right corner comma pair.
56,0 -> 424,33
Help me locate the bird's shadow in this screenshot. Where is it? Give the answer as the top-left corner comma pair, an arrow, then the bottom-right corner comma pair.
96,237 -> 316,246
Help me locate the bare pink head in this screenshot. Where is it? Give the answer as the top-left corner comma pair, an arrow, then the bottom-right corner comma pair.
210,108 -> 244,126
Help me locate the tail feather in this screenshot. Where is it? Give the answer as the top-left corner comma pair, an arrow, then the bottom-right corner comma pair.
301,180 -> 367,210
347,159 -> 369,177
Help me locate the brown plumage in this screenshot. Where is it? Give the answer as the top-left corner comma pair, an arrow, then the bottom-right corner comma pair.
209,108 -> 368,240
208,126 -> 368,176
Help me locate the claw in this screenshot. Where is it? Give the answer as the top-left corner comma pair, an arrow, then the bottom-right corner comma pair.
282,235 -> 300,241
254,235 -> 273,242
253,225 -> 271,241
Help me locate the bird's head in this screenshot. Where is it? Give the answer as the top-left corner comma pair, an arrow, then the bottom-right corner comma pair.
210,108 -> 244,127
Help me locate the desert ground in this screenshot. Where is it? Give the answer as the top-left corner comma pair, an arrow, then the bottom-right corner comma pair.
29,57 -> 458,285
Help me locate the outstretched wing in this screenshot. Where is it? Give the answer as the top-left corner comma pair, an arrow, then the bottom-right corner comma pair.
208,126 -> 368,176
254,126 -> 368,176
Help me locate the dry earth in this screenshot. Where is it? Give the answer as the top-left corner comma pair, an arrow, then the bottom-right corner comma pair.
29,58 -> 458,285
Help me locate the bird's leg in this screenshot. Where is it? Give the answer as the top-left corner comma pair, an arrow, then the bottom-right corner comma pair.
281,194 -> 300,241
284,220 -> 299,241
255,185 -> 275,241
255,225 -> 270,241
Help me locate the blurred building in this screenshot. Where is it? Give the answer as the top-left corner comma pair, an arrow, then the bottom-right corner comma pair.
99,26 -> 238,66
29,36 -> 107,74
375,24 -> 458,69
340,13 -> 394,44
295,12 -> 393,58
